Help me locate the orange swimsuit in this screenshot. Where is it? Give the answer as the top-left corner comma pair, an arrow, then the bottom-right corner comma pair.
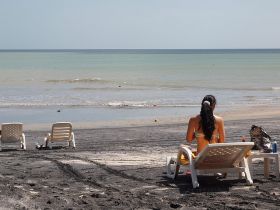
194,132 -> 220,153
180,132 -> 220,165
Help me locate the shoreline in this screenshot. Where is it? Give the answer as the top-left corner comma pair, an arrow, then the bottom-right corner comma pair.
20,104 -> 280,131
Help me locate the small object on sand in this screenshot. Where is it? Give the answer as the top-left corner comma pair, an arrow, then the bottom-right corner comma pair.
90,192 -> 106,198
35,144 -> 43,150
154,119 -> 157,122
79,195 -> 86,199
36,144 -> 49,150
170,203 -> 182,209
118,85 -> 121,88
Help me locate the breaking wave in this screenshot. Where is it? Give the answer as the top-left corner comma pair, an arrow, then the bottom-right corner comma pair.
46,78 -> 109,84
106,101 -> 199,108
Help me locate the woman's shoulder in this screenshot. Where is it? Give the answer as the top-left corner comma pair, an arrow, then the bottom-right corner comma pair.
214,115 -> 224,123
189,115 -> 201,120
188,115 -> 200,123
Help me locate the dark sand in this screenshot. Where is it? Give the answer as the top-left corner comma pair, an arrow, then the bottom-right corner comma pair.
0,117 -> 280,209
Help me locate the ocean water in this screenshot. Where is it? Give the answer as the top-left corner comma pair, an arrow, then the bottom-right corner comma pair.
0,49 -> 280,124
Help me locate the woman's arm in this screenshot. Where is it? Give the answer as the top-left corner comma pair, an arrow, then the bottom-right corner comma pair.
217,118 -> 225,143
186,117 -> 195,143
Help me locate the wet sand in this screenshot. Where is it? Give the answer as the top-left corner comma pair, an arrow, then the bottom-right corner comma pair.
0,116 -> 280,209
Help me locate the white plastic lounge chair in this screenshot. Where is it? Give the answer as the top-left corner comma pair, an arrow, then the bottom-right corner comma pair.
0,123 -> 26,151
166,142 -> 254,188
44,122 -> 76,148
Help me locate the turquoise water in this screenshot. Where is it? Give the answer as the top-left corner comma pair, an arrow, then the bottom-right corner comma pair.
0,49 -> 280,123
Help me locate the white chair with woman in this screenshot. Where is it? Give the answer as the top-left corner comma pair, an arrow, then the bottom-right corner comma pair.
166,95 -> 254,188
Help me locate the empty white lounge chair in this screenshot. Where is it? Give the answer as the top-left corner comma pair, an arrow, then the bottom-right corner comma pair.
0,123 -> 26,151
44,122 -> 76,148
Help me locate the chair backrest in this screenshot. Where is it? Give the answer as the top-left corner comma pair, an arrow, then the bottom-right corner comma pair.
1,123 -> 23,143
51,122 -> 72,142
195,142 -> 254,169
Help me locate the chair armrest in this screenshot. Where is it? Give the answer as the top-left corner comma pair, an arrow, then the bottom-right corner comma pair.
44,133 -> 51,141
177,144 -> 194,163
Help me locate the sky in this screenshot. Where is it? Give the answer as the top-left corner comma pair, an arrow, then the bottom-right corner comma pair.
0,0 -> 280,49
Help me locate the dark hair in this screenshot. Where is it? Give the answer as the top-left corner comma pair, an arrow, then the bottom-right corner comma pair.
200,95 -> 216,141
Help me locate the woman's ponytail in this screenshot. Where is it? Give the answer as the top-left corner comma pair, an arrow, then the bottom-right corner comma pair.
200,95 -> 216,141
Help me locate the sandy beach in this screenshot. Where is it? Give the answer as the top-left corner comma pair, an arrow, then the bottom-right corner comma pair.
0,110 -> 280,210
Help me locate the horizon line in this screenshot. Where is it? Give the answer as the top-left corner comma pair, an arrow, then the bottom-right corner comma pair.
0,48 -> 280,51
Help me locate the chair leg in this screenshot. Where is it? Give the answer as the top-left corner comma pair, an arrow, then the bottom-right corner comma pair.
239,160 -> 245,179
190,163 -> 199,188
243,158 -> 253,185
247,156 -> 254,179
264,158 -> 270,178
275,155 -> 280,178
71,132 -> 76,148
166,156 -> 171,177
44,138 -> 48,147
44,137 -> 52,149
44,133 -> 51,147
21,133 -> 26,150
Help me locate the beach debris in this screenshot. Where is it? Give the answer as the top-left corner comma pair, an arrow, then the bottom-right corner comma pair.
14,185 -> 24,189
29,190 -> 39,195
154,119 -> 157,122
90,192 -> 106,198
170,203 -> 182,209
27,180 -> 36,186
79,195 -> 86,199
77,195 -> 88,204
35,143 -> 50,150
231,186 -> 254,191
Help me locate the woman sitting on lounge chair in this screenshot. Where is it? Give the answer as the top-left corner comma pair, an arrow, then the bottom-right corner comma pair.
186,95 -> 225,154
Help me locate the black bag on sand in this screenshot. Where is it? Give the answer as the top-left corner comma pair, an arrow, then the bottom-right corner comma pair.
250,125 -> 272,153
